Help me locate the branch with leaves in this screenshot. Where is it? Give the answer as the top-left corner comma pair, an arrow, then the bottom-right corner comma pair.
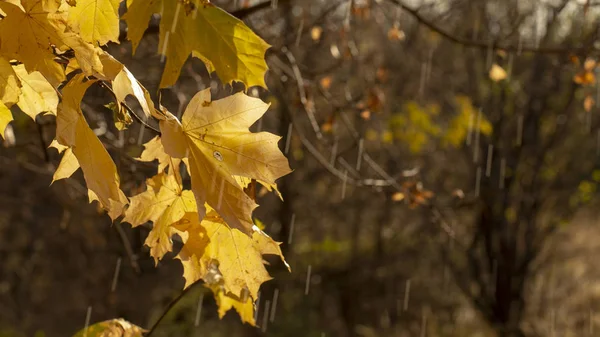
0,0 -> 295,333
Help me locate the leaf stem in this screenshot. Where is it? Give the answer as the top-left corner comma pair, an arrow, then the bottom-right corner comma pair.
144,279 -> 205,337
98,81 -> 161,135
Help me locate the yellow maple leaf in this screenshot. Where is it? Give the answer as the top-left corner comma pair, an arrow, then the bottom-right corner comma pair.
209,284 -> 256,325
67,0 -> 121,45
55,74 -> 128,219
13,64 -> 58,119
71,318 -> 145,337
111,63 -> 155,119
137,135 -> 176,173
124,0 -> 270,88
158,89 -> 292,234
0,102 -> 13,139
51,146 -> 79,183
174,210 -> 287,301
123,171 -> 196,263
0,57 -> 21,105
489,63 -> 507,82
0,0 -> 112,86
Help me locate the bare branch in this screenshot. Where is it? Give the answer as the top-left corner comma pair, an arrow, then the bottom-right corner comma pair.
385,0 -> 600,55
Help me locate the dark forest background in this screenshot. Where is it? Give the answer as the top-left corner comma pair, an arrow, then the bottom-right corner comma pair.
3,0 -> 600,336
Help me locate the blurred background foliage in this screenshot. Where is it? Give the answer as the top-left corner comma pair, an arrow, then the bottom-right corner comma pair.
2,0 -> 600,337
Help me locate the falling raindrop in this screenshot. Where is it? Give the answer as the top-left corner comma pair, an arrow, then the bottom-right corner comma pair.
356,139 -> 364,170
83,306 -> 92,337
110,257 -> 122,292
261,300 -> 271,332
194,292 -> 204,327
499,158 -> 506,189
216,178 -> 225,210
473,109 -> 482,162
295,19 -> 304,47
271,0 -> 278,9
171,2 -> 181,33
118,131 -> 125,148
516,115 -> 523,146
418,62 -> 427,97
590,309 -> 594,335
269,289 -> 279,322
426,48 -> 433,83
485,38 -> 493,70
254,292 -> 261,323
330,139 -> 338,165
486,145 -> 493,177
403,279 -> 411,311
466,110 -> 474,146
507,53 -> 514,81
161,32 -> 170,63
341,170 -> 348,200
475,167 -> 482,197
596,130 -> 600,156
287,214 -> 296,245
137,125 -> 146,146
420,308 -> 427,337
305,265 -> 312,295
192,0 -> 198,19
284,123 -> 293,154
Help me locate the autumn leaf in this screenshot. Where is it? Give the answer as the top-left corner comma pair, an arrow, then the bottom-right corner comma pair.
123,171 -> 196,263
0,57 -> 21,105
174,211 -> 287,301
584,94 -> 595,112
13,64 -> 59,119
0,102 -> 13,139
158,89 -> 292,234
111,63 -> 156,118
489,63 -> 507,82
52,147 -> 80,183
68,0 -> 121,45
387,23 -> 405,41
209,284 -> 256,325
55,74 -> 128,220
72,318 -> 145,337
124,0 -> 270,88
574,58 -> 597,86
0,0 -> 114,86
311,26 -> 323,41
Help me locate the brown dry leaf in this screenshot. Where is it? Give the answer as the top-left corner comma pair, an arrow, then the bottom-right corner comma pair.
319,76 -> 333,90
360,110 -> 371,120
387,23 -> 405,41
376,67 -> 388,83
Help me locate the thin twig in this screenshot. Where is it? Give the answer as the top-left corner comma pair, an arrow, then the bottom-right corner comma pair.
97,81 -> 161,135
385,0 -> 600,54
230,0 -> 289,19
144,280 -> 205,337
114,222 -> 141,274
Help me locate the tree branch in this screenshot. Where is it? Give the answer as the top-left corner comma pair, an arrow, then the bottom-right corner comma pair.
230,0 -> 287,19
385,0 -> 600,55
